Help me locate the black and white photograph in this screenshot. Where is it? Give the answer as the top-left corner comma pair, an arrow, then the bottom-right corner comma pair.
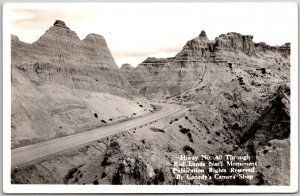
2,2 -> 298,194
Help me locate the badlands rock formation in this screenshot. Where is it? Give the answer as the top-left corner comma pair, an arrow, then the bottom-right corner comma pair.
119,31 -> 290,185
11,20 -> 150,148
12,29 -> 290,186
121,30 -> 290,100
121,30 -> 290,150
12,20 -> 135,96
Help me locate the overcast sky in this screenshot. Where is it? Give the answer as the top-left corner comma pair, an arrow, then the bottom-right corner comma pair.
8,3 -> 297,67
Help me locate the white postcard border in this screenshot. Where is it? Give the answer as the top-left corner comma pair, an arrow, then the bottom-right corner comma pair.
2,2 -> 298,193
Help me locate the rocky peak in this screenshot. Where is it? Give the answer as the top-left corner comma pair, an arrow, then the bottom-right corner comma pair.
33,20 -> 80,47
11,35 -> 19,42
12,20 -> 135,97
199,30 -> 209,40
179,31 -> 291,58
120,63 -> 134,70
214,32 -> 255,55
83,33 -> 105,42
53,20 -> 70,30
125,30 -> 290,100
140,57 -> 173,67
83,33 -> 107,49
179,30 -> 212,53
278,43 -> 291,55
27,20 -> 121,69
281,43 -> 290,48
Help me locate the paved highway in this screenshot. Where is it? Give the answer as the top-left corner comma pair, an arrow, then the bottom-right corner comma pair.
12,103 -> 187,167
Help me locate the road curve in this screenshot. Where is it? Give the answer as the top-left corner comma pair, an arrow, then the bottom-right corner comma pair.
12,103 -> 187,167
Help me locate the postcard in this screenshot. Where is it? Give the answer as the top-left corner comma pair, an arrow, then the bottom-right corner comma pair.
2,2 -> 298,193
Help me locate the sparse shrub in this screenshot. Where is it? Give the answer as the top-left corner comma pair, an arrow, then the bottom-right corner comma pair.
101,156 -> 110,166
215,132 -> 220,136
259,68 -> 267,74
207,141 -> 212,144
179,128 -> 190,134
110,140 -> 119,148
232,123 -> 242,130
187,132 -> 193,142
179,127 -> 193,142
183,145 -> 195,154
150,127 -> 165,133
231,104 -> 238,108
94,113 -> 98,118
13,168 -> 18,173
101,171 -> 107,178
255,172 -> 267,185
238,77 -> 245,85
92,179 -> 99,185
154,169 -> 165,185
65,167 -> 78,182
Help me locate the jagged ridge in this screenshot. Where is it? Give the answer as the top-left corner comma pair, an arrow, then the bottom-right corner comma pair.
121,30 -> 290,100
12,20 -> 135,97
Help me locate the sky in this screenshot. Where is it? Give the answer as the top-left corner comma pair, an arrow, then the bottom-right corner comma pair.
7,3 -> 297,67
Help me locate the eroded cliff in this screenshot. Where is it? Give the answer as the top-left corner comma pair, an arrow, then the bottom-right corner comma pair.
12,29 -> 291,186
11,20 -> 149,148
121,31 -> 289,100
